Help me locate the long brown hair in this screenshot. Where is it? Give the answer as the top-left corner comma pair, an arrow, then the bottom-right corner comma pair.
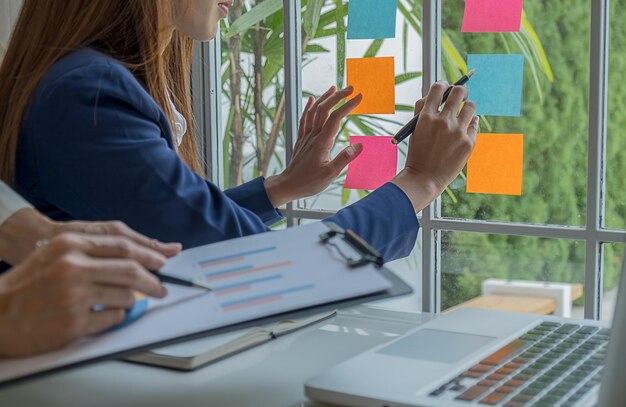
0,0 -> 204,185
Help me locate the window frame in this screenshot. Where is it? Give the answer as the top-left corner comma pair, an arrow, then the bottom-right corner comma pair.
193,0 -> 618,320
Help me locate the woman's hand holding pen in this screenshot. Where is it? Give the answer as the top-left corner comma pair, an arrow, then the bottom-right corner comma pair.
264,86 -> 363,207
0,233 -> 168,357
392,82 -> 479,212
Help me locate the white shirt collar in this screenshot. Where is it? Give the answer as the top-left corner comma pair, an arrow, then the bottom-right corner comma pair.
167,93 -> 187,146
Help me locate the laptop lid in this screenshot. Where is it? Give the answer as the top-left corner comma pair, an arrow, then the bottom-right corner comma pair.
597,249 -> 626,406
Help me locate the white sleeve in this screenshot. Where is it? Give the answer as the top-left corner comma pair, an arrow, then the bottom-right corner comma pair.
0,181 -> 33,227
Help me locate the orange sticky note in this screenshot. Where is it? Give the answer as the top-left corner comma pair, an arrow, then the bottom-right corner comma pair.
466,133 -> 524,195
345,136 -> 397,190
346,57 -> 395,115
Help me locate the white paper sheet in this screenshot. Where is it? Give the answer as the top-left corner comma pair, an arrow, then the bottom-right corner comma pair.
0,222 -> 391,383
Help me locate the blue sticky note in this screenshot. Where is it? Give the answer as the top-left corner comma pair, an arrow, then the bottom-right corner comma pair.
467,54 -> 525,117
347,0 -> 397,40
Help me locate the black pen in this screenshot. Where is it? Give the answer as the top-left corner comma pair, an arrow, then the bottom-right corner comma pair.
391,68 -> 476,145
156,272 -> 213,291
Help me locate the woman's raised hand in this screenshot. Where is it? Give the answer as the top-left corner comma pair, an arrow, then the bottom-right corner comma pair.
392,82 -> 479,211
264,86 -> 363,207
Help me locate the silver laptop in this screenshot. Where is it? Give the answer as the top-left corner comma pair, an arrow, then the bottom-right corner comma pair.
306,255 -> 626,407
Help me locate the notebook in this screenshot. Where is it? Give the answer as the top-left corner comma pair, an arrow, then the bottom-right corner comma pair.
124,310 -> 337,370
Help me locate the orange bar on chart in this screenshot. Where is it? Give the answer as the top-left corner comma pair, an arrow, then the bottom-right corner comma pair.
346,57 -> 395,115
466,133 -> 524,195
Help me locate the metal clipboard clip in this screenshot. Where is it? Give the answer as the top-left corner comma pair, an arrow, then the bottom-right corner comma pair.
319,222 -> 384,268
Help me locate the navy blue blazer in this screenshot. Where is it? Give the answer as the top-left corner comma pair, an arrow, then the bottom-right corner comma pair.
15,49 -> 419,263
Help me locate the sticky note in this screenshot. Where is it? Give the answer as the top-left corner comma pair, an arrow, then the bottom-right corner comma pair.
461,0 -> 523,33
467,54 -> 524,116
466,133 -> 524,195
345,136 -> 397,190
347,0 -> 397,39
347,57 -> 395,115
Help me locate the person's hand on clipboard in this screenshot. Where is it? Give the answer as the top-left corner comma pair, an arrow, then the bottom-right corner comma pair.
0,233 -> 170,357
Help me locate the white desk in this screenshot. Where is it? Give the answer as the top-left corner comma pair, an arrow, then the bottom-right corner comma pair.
0,306 -> 433,407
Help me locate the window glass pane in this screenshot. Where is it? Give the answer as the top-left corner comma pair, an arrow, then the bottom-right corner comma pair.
220,2 -> 286,189
441,231 -> 585,319
440,0 -> 589,226
604,0 -> 626,229
299,0 -> 423,211
602,243 -> 624,321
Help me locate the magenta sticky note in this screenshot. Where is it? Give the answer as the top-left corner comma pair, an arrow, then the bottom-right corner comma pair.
461,0 -> 524,33
344,136 -> 398,191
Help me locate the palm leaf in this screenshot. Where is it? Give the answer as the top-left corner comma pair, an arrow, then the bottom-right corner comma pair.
303,0 -> 325,39
364,39 -> 384,58
223,0 -> 282,39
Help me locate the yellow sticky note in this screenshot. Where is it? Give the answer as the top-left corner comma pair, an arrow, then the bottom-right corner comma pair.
346,57 -> 395,115
466,133 -> 524,195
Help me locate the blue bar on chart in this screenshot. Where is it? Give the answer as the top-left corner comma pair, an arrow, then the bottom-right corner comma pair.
347,0 -> 397,40
467,54 -> 525,117
197,246 -> 277,269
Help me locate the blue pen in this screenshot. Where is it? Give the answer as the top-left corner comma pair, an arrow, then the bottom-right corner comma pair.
116,295 -> 150,329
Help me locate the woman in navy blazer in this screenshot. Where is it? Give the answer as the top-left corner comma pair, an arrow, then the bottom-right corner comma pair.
0,0 -> 478,266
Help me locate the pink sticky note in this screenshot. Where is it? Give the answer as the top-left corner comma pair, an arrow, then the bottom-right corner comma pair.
344,136 -> 398,190
461,0 -> 523,33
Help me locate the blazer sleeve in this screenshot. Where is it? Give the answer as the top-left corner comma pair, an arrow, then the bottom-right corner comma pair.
22,61 -> 272,249
224,178 -> 283,226
326,183 -> 420,263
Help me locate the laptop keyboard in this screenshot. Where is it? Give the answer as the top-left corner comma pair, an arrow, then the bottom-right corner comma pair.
428,322 -> 609,406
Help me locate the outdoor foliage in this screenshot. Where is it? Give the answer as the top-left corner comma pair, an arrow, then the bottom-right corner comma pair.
219,0 -> 625,310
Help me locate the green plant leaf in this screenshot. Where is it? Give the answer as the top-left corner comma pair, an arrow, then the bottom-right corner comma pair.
223,0 -> 282,39
444,187 -> 458,204
397,1 -> 421,36
521,11 -> 554,81
510,32 -> 544,104
402,21 -> 409,71
305,44 -> 330,53
263,59 -> 284,88
335,0 -> 346,88
341,188 -> 351,206
348,116 -> 376,135
222,106 -> 234,187
442,33 -> 467,74
364,39 -> 384,58
395,104 -> 416,112
395,71 -> 422,85
303,0 -> 325,39
314,7 -> 340,37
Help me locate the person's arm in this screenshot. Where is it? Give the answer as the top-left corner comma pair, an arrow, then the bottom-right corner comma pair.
0,233 -> 168,357
20,60 -> 278,250
224,178 -> 283,226
328,183 -> 420,262
20,57 -> 364,250
328,83 -> 478,262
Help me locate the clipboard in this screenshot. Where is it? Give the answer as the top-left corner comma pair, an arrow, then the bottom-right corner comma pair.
0,222 -> 412,387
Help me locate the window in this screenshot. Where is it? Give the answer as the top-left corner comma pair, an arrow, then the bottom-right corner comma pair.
193,0 -> 625,320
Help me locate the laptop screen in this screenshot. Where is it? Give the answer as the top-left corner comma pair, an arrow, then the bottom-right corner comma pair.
597,249 -> 626,406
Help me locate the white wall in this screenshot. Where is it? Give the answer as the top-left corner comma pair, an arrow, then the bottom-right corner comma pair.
0,0 -> 22,59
